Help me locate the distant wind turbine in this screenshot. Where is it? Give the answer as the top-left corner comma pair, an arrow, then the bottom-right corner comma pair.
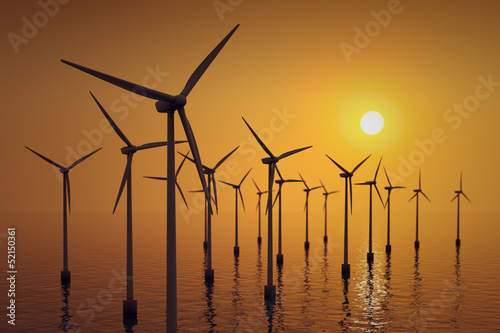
451,172 -> 470,247
273,168 -> 301,264
326,154 -> 371,277
91,92 -> 182,314
319,180 -> 338,244
219,168 -> 252,256
62,24 -> 239,331
143,150 -> 191,210
409,169 -> 430,249
252,179 -> 267,245
299,173 -> 322,250
355,156 -> 384,262
243,117 -> 311,300
25,146 -> 101,284
179,147 -> 238,279
383,167 -> 405,253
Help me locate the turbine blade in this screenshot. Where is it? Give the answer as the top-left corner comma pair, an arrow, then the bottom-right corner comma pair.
181,24 -> 239,97
137,141 -> 168,150
325,154 -> 349,174
320,179 -> 327,193
178,107 -> 212,214
450,194 -> 458,202
278,146 -> 312,160
374,184 -> 384,206
256,194 -> 260,211
214,146 -> 239,170
176,181 -> 189,210
460,171 -> 463,191
176,150 -> 190,178
66,173 -> 71,215
252,178 -> 261,192
242,117 -> 274,158
61,59 -> 174,102
275,165 -> 284,181
462,192 -> 471,203
310,186 -> 322,191
239,188 -> 246,212
298,173 -> 309,189
409,193 -> 417,202
421,191 -> 430,202
419,169 -> 422,190
328,191 -> 339,194
304,193 -> 309,212
285,179 -> 302,183
212,175 -> 219,213
218,180 -> 235,187
144,176 -> 167,181
69,147 -> 102,169
90,92 -> 133,147
113,154 -> 132,213
374,156 -> 382,181
25,146 -> 65,169
394,186 -> 406,189
177,151 -> 209,170
383,166 -> 392,188
239,168 -> 252,186
352,154 -> 371,173
272,185 -> 281,208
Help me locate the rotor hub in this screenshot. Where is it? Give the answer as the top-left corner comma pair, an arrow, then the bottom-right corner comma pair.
121,146 -> 137,154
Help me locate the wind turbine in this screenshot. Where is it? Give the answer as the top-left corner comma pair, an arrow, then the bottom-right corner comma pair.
243,117 -> 311,301
273,168 -> 301,265
179,147 -> 238,279
252,179 -> 267,245
409,169 -> 430,249
25,146 -> 101,284
143,150 -> 191,210
62,25 -> 239,331
299,173 -> 322,250
383,167 -> 405,253
326,154 -> 371,277
91,92 -> 183,314
355,156 -> 384,262
218,168 -> 252,256
320,180 -> 338,244
451,172 -> 470,247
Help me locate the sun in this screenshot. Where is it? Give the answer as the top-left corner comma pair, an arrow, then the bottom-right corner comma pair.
360,111 -> 384,135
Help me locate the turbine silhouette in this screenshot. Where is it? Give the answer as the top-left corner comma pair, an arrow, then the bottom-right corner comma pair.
409,169 -> 430,249
355,156 -> 384,262
91,92 -> 183,314
243,117 -> 311,301
326,154 -> 371,277
383,167 -> 405,253
25,146 -> 101,284
179,147 -> 238,280
62,25 -> 239,330
143,150 -> 191,210
451,172 -> 470,247
273,167 -> 301,264
320,180 -> 338,244
252,178 -> 268,245
299,173 -> 322,250
219,168 -> 252,256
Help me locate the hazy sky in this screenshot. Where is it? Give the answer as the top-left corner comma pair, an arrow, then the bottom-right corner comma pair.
1,0 -> 499,219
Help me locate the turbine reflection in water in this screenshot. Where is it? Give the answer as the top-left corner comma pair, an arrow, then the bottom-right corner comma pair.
203,255 -> 217,332
59,284 -> 72,332
410,249 -> 424,331
339,277 -> 352,331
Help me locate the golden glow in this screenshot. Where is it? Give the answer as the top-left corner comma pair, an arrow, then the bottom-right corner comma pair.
361,111 -> 384,135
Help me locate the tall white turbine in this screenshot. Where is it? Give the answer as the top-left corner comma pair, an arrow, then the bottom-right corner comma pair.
409,169 -> 430,249
383,167 -> 405,253
25,146 -> 101,284
355,156 -> 384,262
326,154 -> 371,277
243,117 -> 311,301
451,172 -> 470,247
62,25 -> 239,331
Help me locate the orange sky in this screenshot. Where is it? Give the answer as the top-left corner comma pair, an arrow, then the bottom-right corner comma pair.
1,0 -> 499,220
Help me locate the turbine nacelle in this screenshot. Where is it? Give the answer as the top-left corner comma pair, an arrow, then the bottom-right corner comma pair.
155,96 -> 187,113
413,189 -> 420,193
60,168 -> 69,174
340,173 -> 352,178
262,156 -> 280,164
455,190 -> 461,194
121,146 -> 138,154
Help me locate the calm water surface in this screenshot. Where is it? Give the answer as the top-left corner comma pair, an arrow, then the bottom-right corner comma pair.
1,210 -> 499,332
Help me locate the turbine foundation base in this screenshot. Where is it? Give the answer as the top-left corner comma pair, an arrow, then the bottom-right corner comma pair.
123,299 -> 137,314
414,240 -> 420,249
341,264 -> 350,277
264,285 -> 276,302
385,244 -> 392,253
456,239 -> 461,247
323,236 -> 328,243
233,246 -> 240,256
367,252 -> 374,262
205,269 -> 214,281
276,253 -> 284,265
61,270 -> 71,284
257,236 -> 262,244
304,241 -> 310,249
203,241 -> 208,250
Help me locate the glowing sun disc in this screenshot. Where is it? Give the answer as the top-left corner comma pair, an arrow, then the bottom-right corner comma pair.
361,111 -> 384,135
